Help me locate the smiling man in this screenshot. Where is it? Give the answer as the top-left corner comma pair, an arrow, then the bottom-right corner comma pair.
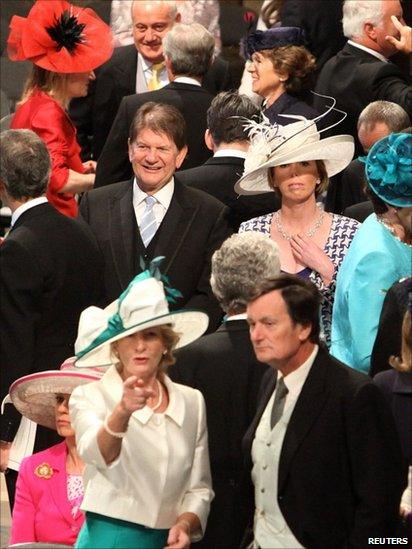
79,102 -> 231,331
70,0 -> 231,162
241,274 -> 406,548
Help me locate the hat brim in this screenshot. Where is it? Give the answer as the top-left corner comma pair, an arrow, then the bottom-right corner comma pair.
9,370 -> 101,430
75,309 -> 209,368
235,135 -> 354,195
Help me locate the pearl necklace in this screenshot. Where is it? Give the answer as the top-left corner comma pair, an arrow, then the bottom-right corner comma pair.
377,216 -> 412,247
151,379 -> 164,412
274,208 -> 325,241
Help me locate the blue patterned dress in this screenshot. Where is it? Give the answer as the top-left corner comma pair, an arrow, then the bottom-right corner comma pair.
239,212 -> 360,347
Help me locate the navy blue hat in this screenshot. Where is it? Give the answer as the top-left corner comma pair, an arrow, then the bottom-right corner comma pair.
245,27 -> 305,59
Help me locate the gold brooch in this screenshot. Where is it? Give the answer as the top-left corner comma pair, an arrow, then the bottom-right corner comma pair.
34,462 -> 53,479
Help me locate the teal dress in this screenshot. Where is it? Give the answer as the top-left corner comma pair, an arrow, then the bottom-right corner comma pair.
331,214 -> 411,373
76,512 -> 168,549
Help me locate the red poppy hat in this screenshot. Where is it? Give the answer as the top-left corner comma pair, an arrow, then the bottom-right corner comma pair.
7,0 -> 113,73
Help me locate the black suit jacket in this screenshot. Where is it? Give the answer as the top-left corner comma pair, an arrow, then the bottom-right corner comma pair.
95,82 -> 213,187
314,43 -> 412,155
241,346 -> 406,548
79,177 -> 232,331
177,156 -> 279,230
70,45 -> 231,161
370,277 -> 412,378
0,203 -> 104,442
326,158 -> 367,214
280,0 -> 345,76
344,200 -> 373,223
171,319 -> 269,549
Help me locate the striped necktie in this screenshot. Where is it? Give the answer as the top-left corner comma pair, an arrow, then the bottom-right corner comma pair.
140,195 -> 157,248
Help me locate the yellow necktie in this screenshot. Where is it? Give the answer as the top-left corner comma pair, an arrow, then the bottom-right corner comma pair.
147,62 -> 165,91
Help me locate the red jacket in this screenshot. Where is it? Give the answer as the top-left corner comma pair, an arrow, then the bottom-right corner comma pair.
10,441 -> 84,545
11,90 -> 85,217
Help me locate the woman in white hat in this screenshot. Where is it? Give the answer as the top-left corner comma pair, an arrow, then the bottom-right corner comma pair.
70,259 -> 212,549
237,117 -> 359,346
8,359 -> 102,546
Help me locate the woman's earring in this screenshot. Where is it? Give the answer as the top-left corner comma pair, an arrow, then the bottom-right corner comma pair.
162,350 -> 167,356
316,178 -> 321,186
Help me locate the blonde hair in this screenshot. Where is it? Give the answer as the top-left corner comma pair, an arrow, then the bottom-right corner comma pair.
20,66 -> 70,107
389,309 -> 412,373
112,324 -> 180,381
269,159 -> 329,199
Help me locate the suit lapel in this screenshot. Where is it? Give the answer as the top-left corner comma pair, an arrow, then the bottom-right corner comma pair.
108,181 -> 136,289
278,348 -> 329,494
151,180 -> 199,274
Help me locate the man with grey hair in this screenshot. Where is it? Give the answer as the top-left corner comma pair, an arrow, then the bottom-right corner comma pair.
94,22 -> 216,187
0,130 -> 103,508
326,100 -> 410,214
171,232 -> 280,549
314,0 -> 411,155
70,0 -> 230,162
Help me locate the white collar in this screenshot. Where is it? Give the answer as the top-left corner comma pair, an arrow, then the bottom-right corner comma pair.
101,365 -> 185,426
140,55 -> 166,73
133,177 -> 175,210
174,76 -> 201,87
11,196 -> 48,227
277,345 -> 318,396
226,313 -> 247,321
347,40 -> 388,63
214,149 -> 247,159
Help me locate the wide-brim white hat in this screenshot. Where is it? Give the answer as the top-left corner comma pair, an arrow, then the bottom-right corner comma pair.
75,262 -> 209,368
234,118 -> 355,195
9,357 -> 103,430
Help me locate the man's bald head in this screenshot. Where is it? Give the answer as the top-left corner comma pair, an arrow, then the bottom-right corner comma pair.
131,1 -> 180,64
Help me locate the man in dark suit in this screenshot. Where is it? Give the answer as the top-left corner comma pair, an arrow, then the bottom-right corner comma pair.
80,102 -> 231,331
171,233 -> 280,548
370,277 -> 412,377
70,0 -> 231,161
242,275 -> 406,548
326,100 -> 410,213
177,91 -> 279,231
95,21 -> 215,187
314,0 -> 411,156
0,130 -> 104,507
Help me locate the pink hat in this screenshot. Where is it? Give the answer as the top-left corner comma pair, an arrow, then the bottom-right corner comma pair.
9,357 -> 103,430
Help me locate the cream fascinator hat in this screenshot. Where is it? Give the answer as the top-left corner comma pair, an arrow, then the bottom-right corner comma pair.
9,357 -> 103,430
235,98 -> 355,195
75,257 -> 209,367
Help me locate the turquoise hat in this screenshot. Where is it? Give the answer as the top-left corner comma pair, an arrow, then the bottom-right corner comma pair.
362,133 -> 412,208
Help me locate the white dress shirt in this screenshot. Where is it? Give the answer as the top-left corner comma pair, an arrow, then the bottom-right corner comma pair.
11,196 -> 48,227
252,345 -> 318,548
138,54 -> 169,93
347,40 -> 388,62
70,365 -> 213,538
213,149 -> 247,159
133,178 -> 174,233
